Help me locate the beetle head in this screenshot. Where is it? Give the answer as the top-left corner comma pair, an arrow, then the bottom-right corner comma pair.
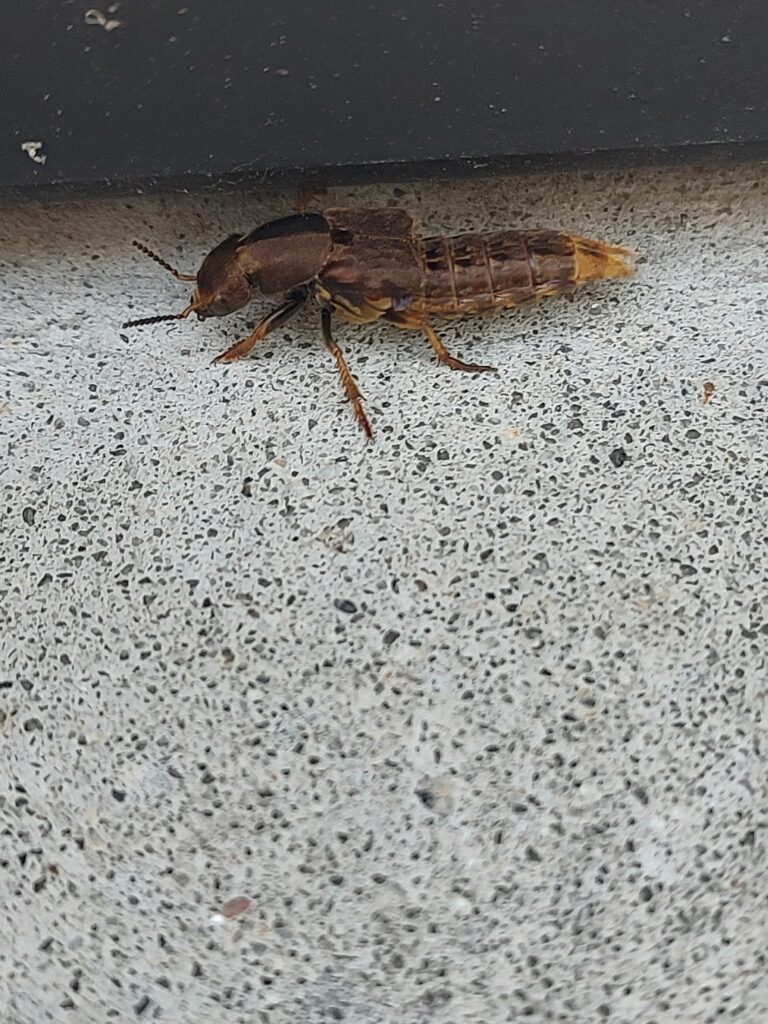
123,235 -> 252,328
192,234 -> 253,319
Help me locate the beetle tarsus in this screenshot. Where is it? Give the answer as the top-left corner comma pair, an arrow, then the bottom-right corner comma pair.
423,324 -> 497,374
441,355 -> 498,374
212,330 -> 263,364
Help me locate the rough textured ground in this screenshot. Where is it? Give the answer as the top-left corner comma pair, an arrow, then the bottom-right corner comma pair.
1,163 -> 767,1024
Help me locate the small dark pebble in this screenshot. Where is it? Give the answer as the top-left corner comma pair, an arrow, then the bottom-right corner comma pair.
383,629 -> 400,646
609,447 -> 628,468
111,788 -> 126,802
22,506 -> 36,526
23,718 -> 43,732
334,599 -> 357,614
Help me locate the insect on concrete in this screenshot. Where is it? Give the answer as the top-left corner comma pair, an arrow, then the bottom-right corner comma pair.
124,206 -> 633,439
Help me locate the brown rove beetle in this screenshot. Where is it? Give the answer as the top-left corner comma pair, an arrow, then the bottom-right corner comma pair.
124,207 -> 633,439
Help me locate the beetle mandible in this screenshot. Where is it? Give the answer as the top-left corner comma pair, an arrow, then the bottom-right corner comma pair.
124,207 -> 633,439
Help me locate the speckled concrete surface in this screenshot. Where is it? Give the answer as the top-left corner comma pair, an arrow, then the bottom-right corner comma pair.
1,163 -> 767,1024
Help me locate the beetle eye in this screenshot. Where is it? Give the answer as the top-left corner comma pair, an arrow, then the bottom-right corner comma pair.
207,294 -> 229,316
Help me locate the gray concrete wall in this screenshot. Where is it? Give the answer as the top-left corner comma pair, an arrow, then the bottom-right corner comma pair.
1,163 -> 766,1023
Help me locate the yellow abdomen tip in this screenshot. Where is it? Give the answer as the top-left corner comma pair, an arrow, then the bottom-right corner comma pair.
573,236 -> 634,283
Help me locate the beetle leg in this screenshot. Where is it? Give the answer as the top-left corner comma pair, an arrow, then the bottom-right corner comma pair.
423,324 -> 497,374
212,289 -> 308,364
320,307 -> 373,440
295,182 -> 328,213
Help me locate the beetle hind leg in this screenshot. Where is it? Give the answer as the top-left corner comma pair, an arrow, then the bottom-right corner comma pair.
320,308 -> 373,440
423,324 -> 497,374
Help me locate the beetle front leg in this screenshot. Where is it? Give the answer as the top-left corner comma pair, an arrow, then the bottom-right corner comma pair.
423,324 -> 497,374
320,307 -> 373,440
212,288 -> 308,364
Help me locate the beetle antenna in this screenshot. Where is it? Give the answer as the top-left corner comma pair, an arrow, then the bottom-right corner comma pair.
123,303 -> 196,329
132,240 -> 197,282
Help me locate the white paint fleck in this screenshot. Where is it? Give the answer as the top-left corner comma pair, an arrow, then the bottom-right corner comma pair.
20,141 -> 47,165
84,8 -> 122,31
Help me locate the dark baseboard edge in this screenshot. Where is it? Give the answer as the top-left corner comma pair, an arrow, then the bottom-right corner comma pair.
3,140 -> 768,205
